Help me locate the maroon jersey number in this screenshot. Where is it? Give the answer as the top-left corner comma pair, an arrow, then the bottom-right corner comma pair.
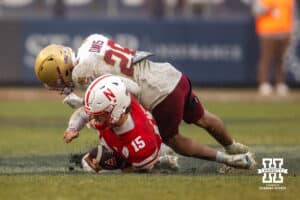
104,40 -> 135,77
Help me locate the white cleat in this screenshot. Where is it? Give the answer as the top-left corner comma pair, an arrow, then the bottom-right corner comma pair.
158,144 -> 179,171
220,143 -> 255,173
156,144 -> 179,171
225,141 -> 249,155
160,143 -> 177,156
158,155 -> 179,171
225,152 -> 257,169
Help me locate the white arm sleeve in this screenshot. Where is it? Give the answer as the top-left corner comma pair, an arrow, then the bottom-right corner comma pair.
119,76 -> 141,96
66,107 -> 89,132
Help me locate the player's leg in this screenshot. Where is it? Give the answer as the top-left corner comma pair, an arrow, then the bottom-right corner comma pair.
274,37 -> 290,95
194,110 -> 249,154
152,75 -> 251,163
195,110 -> 232,147
183,87 -> 249,154
167,133 -> 217,160
257,36 -> 275,95
151,77 -> 217,160
167,133 -> 256,169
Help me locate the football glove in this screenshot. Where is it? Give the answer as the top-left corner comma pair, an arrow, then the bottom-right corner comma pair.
63,92 -> 84,109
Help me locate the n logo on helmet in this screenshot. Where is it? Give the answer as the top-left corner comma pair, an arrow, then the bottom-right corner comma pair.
103,88 -> 116,103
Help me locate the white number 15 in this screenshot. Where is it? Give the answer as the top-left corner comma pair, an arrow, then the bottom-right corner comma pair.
131,136 -> 145,152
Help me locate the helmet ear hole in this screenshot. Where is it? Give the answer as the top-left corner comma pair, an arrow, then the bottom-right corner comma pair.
48,58 -> 54,61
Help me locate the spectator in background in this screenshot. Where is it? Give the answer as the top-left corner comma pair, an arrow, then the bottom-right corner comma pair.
251,0 -> 295,96
53,0 -> 66,18
146,0 -> 165,18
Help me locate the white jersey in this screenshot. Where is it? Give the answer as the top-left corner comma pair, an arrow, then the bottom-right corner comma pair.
72,34 -> 182,110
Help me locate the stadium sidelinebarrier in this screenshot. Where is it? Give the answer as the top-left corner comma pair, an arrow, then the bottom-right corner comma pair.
1,17 -> 300,86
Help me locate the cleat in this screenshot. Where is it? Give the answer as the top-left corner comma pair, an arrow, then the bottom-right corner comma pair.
158,155 -> 179,171
225,152 -> 257,169
160,143 -> 177,156
225,141 -> 249,154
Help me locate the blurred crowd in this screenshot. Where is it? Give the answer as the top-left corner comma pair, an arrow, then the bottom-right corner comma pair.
0,0 -> 299,96
0,0 -> 259,19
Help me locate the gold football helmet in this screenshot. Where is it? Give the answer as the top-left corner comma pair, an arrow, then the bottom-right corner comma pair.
34,44 -> 75,90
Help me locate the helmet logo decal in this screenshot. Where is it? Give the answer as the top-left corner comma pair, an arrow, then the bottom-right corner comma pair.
103,88 -> 116,103
85,74 -> 113,105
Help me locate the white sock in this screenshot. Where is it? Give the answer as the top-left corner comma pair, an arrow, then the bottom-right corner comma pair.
216,151 -> 226,163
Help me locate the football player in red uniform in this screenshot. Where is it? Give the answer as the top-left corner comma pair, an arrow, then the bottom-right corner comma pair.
65,74 -> 162,172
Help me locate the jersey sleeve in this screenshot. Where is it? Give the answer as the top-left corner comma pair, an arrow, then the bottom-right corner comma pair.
66,107 -> 89,132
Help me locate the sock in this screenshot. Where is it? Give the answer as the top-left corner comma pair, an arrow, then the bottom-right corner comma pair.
216,151 -> 226,163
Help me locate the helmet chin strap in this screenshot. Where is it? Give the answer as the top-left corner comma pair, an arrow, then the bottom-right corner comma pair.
56,67 -> 67,85
55,67 -> 74,95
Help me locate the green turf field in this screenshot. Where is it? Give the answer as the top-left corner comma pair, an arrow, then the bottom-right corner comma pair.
0,93 -> 299,199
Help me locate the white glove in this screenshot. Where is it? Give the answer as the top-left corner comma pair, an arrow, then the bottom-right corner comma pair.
63,92 -> 84,109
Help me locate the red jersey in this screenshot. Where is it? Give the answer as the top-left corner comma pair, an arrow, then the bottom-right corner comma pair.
95,97 -> 162,169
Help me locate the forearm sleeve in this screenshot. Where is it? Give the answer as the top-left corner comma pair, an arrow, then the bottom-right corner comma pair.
66,107 -> 89,131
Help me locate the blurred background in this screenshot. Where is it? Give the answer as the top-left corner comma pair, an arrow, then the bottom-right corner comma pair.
0,0 -> 299,89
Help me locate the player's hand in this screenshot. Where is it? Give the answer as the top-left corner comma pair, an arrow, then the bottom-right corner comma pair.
63,92 -> 84,109
63,130 -> 79,143
61,87 -> 73,96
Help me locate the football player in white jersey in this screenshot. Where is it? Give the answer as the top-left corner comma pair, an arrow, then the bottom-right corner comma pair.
34,34 -> 256,170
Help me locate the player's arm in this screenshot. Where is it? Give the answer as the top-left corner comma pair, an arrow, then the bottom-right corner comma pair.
63,107 -> 89,143
119,76 -> 141,97
62,92 -> 84,109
